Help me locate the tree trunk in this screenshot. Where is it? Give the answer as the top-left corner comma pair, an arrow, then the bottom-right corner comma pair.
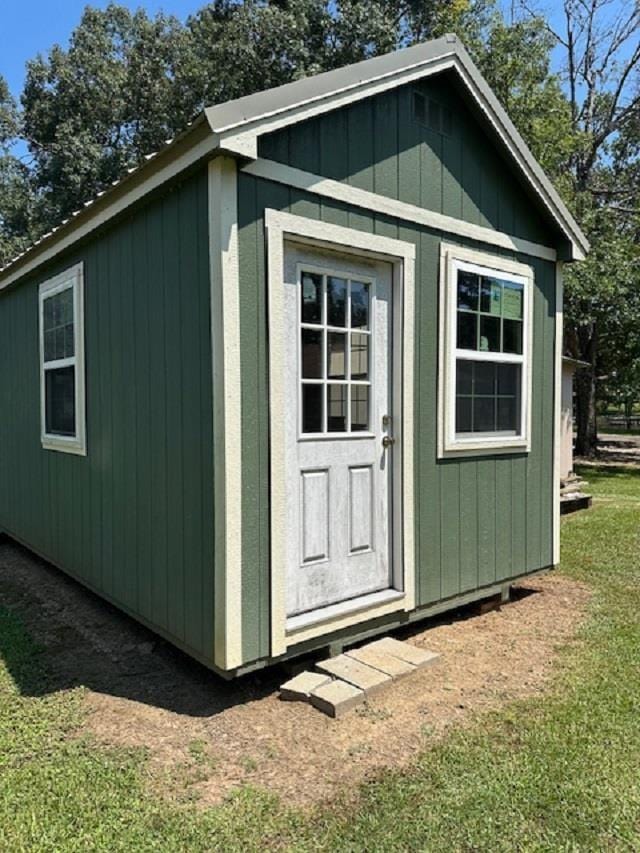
574,367 -> 598,456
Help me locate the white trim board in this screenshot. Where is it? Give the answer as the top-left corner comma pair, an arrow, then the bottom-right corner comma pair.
553,263 -> 564,566
242,159 -> 558,263
209,157 -> 244,670
265,209 -> 416,656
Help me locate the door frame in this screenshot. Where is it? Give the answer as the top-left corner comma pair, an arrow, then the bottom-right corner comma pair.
265,209 -> 416,656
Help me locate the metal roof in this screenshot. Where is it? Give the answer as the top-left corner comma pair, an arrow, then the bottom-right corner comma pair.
0,34 -> 588,289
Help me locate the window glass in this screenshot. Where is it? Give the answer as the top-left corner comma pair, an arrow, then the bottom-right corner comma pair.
302,384 -> 323,433
350,281 -> 369,329
45,366 -> 75,436
300,270 -> 373,435
455,360 -> 522,434
327,277 -> 347,327
327,332 -> 346,379
327,385 -> 347,432
301,272 -> 322,324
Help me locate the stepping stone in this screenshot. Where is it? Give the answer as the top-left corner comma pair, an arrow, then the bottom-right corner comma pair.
345,644 -> 415,678
310,679 -> 365,718
367,637 -> 440,669
280,671 -> 332,702
317,654 -> 392,697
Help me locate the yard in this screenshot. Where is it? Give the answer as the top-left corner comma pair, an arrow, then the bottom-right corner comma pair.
1,463 -> 639,851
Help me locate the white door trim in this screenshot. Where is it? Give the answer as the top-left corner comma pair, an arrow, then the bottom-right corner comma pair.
265,209 -> 416,655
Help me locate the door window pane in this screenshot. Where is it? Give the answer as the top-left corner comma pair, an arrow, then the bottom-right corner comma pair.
351,281 -> 370,329
45,366 -> 76,436
301,329 -> 323,378
351,386 -> 369,431
301,272 -> 322,324
350,333 -> 369,380
327,332 -> 346,379
327,385 -> 347,432
327,277 -> 347,326
302,384 -> 323,433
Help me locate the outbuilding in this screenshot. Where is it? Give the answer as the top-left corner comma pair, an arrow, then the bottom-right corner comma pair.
0,35 -> 588,676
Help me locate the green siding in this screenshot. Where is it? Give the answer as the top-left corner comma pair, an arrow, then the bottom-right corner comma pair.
259,73 -> 556,247
0,168 -> 216,666
239,107 -> 557,663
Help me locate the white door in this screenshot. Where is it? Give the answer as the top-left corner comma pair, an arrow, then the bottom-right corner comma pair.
282,242 -> 394,618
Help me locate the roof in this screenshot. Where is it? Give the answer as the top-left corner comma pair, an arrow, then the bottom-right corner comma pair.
0,34 -> 588,289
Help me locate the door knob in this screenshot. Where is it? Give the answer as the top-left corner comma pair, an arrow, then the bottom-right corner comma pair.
382,435 -> 396,449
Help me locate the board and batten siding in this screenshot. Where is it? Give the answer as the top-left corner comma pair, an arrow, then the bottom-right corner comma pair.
0,167 -> 216,666
238,75 -> 557,665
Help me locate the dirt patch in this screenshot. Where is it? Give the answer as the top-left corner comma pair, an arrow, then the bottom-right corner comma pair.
0,541 -> 591,809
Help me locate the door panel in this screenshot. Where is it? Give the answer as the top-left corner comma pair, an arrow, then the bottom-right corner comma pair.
283,242 -> 394,617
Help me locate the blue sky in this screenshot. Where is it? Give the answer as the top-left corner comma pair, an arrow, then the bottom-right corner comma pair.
1,1 -> 202,98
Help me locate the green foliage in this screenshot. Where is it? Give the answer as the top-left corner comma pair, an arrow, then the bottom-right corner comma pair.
21,3 -> 196,226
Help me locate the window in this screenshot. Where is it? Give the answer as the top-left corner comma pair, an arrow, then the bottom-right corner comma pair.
39,263 -> 86,455
439,244 -> 532,456
298,266 -> 373,436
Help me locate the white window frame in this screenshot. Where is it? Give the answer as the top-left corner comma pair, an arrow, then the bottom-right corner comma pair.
39,262 -> 87,456
438,243 -> 533,458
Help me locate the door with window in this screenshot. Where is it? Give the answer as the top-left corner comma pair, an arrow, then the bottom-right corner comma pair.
282,242 -> 394,617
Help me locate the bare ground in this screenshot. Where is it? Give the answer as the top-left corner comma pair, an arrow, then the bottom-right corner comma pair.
0,541 -> 591,809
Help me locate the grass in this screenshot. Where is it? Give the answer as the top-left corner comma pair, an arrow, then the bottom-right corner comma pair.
1,465 -> 639,850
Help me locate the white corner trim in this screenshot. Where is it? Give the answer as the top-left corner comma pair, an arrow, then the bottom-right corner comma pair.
437,242 -> 534,459
553,263 -> 564,565
209,157 -> 243,670
265,209 -> 415,657
242,158 -> 557,263
39,262 -> 87,456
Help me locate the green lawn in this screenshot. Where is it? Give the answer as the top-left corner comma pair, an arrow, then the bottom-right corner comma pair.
1,465 -> 640,851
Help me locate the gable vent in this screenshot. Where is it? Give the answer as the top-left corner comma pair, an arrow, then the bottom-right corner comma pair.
413,91 -> 452,136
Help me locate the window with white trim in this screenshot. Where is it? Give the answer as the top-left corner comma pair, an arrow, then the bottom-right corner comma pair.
39,263 -> 86,455
439,245 -> 532,456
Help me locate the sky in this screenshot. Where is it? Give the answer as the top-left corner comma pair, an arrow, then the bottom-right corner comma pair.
0,0 -> 202,98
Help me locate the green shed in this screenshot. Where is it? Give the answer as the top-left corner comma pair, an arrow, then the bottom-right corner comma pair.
0,35 -> 588,676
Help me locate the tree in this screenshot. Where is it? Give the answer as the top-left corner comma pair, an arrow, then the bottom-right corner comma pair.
517,0 -> 640,455
21,3 -> 196,227
0,76 -> 37,268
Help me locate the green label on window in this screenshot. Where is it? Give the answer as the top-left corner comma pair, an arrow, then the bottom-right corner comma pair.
503,286 -> 523,320
489,282 -> 502,316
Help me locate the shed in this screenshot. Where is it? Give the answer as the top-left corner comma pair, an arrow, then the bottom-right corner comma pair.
0,35 -> 588,676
